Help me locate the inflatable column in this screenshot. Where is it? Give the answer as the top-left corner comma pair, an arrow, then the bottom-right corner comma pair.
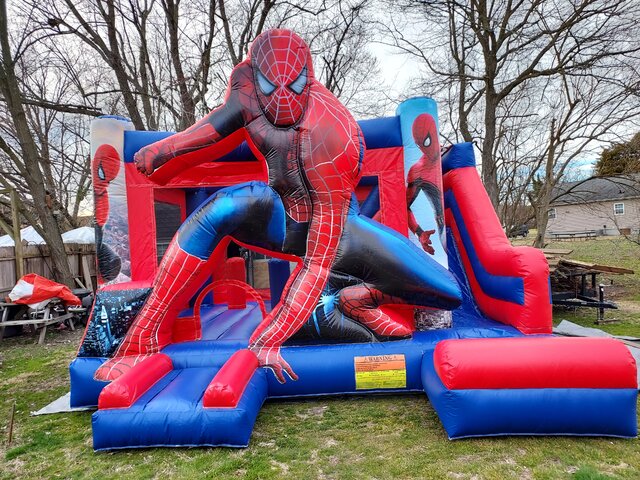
397,98 -> 451,329
90,116 -> 134,286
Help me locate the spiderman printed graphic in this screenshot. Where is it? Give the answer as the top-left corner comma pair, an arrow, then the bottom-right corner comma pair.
92,144 -> 122,283
406,113 -> 446,256
95,30 -> 461,383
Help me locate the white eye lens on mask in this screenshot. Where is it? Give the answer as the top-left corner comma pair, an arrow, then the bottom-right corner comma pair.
288,67 -> 307,95
257,69 -> 277,96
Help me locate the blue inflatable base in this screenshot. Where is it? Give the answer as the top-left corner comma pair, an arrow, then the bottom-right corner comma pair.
92,366 -> 268,450
72,304 -> 637,449
421,352 -> 638,439
72,303 -> 521,407
69,357 -> 109,408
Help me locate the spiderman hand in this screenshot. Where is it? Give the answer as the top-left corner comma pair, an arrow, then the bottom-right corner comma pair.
133,147 -> 156,175
419,229 -> 436,255
249,344 -> 298,384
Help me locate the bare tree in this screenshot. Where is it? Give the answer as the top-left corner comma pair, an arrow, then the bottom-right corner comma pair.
0,0 -> 80,286
0,0 -> 389,290
528,70 -> 640,247
217,0 -> 277,66
32,0 -> 219,130
33,0 -> 383,130
307,0 -> 387,117
386,0 -> 640,211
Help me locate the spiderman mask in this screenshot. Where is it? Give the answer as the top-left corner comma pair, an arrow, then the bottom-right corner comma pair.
412,113 -> 439,161
250,29 -> 314,127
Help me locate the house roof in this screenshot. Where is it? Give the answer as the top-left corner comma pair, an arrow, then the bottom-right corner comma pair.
550,174 -> 640,206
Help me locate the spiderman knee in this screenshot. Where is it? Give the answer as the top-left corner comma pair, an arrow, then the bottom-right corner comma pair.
176,181 -> 285,259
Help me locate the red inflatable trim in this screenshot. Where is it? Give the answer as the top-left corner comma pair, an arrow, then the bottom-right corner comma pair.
126,160 -> 268,189
98,280 -> 153,292
444,167 -> 552,334
124,172 -> 157,282
98,354 -> 173,409
194,280 -> 267,323
361,147 -> 407,234
203,349 -> 260,408
172,314 -> 199,344
434,337 -> 638,390
149,129 -> 251,186
225,257 -> 247,310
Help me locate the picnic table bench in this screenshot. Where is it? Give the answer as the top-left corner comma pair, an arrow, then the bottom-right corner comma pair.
549,230 -> 597,241
0,299 -> 77,344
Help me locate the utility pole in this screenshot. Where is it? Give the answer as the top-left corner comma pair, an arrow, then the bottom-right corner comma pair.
0,188 -> 24,279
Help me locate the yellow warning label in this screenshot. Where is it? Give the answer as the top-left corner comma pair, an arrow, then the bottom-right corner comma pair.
354,354 -> 406,390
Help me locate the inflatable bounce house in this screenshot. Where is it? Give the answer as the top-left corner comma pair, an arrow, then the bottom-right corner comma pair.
70,30 -> 637,450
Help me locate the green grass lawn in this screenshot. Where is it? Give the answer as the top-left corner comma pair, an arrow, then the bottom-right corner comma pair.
1,330 -> 638,480
1,236 -> 639,479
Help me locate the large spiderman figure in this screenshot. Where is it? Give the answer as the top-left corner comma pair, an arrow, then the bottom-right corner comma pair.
406,114 -> 445,255
96,30 -> 461,383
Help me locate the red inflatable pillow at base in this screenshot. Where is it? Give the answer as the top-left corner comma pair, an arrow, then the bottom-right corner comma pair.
423,336 -> 638,439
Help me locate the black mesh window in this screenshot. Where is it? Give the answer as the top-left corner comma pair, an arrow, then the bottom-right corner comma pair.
154,201 -> 182,264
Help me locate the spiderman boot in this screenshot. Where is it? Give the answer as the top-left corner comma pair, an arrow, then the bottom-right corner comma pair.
338,285 -> 413,337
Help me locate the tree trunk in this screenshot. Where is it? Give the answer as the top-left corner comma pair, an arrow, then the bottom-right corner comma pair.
533,120 -> 558,249
164,0 -> 197,130
533,200 -> 550,248
481,94 -> 500,209
103,0 -> 146,130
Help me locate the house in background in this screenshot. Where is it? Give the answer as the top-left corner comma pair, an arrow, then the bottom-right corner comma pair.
547,174 -> 640,237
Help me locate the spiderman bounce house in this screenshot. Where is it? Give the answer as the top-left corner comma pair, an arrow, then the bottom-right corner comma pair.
71,30 -> 637,450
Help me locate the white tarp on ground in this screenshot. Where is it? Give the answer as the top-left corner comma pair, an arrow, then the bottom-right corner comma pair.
31,392 -> 94,416
554,320 -> 640,386
0,226 -> 94,247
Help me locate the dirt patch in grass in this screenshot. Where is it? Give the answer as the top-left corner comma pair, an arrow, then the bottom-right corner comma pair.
618,300 -> 640,314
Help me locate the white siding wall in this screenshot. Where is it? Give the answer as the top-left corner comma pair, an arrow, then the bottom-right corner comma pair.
547,198 -> 640,236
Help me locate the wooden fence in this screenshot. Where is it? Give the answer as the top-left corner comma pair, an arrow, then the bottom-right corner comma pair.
0,244 -> 96,295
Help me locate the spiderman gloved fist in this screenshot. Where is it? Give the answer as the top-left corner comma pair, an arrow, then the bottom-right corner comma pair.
134,148 -> 156,176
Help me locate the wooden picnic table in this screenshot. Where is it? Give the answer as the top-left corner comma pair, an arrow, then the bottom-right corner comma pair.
549,230 -> 597,241
542,247 -> 635,323
0,299 -> 76,344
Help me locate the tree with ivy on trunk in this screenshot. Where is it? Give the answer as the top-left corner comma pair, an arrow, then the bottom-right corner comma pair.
0,0 -> 77,286
596,132 -> 640,176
